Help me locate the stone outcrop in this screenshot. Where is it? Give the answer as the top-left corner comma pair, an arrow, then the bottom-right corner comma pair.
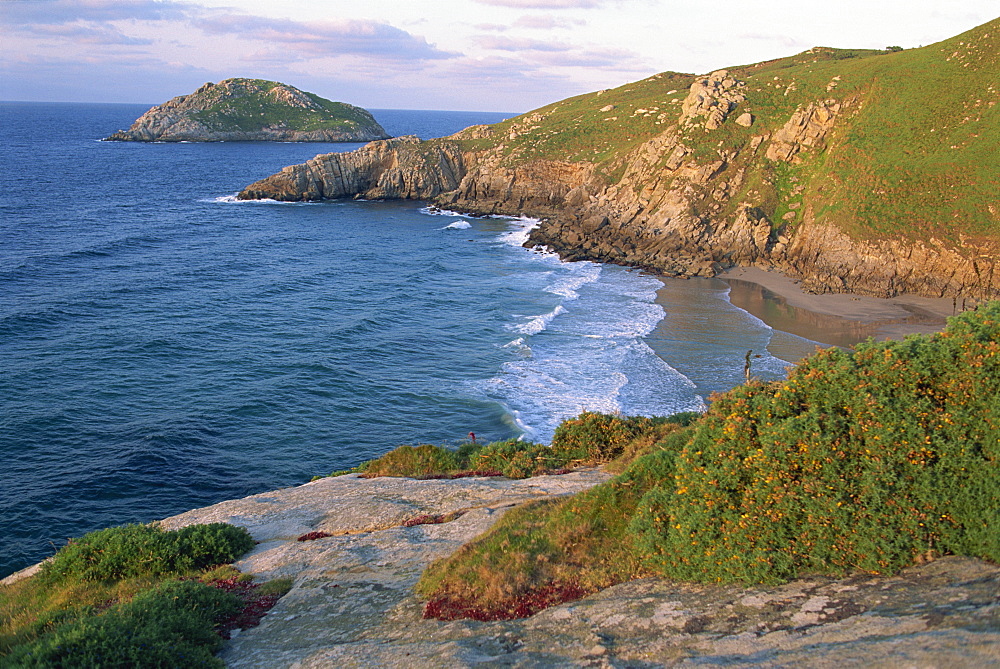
679,70 -> 747,130
105,78 -> 389,142
151,473 -> 1000,668
239,137 -> 464,201
765,100 -> 842,162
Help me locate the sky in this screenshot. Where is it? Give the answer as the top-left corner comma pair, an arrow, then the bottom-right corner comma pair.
0,1 -> 996,112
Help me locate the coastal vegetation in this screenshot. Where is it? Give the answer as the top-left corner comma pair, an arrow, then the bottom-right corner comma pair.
328,411 -> 700,480
0,523 -> 289,667
414,302 -> 1000,620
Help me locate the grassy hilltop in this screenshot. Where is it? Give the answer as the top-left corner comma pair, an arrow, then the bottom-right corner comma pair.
451,19 -> 998,247
241,18 -> 999,296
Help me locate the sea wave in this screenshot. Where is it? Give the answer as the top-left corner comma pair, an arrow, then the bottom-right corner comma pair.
208,194 -> 317,205
511,305 -> 566,336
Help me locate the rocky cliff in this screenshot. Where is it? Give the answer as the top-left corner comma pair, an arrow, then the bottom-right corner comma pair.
105,78 -> 389,142
239,20 -> 1000,301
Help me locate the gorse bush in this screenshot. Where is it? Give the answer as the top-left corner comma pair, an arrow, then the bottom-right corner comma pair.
550,412 -> 663,463
421,302 -> 1000,617
39,522 -> 256,584
640,301 -> 1000,583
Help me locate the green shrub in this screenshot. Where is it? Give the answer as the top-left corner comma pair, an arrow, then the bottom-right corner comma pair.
466,439 -> 558,478
358,444 -> 462,478
40,523 -> 255,584
5,580 -> 238,668
550,412 -> 662,463
635,302 -> 1000,583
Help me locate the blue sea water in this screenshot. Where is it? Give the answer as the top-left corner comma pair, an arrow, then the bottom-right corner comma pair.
0,102 -> 817,578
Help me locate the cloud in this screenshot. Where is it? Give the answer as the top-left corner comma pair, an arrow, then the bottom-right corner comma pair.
195,14 -> 459,62
0,0 -> 193,25
474,0 -> 604,8
26,22 -> 155,46
476,35 -> 575,53
735,32 -> 810,49
513,14 -> 587,29
532,46 -> 645,69
475,34 -> 648,71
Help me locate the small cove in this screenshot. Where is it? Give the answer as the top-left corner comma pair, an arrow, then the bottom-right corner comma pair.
1,102 -> 830,578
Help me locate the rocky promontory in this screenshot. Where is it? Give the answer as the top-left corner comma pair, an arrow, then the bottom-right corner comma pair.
239,19 -> 1000,302
105,78 -> 389,142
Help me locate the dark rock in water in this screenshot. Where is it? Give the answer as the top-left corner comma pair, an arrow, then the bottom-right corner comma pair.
104,78 -> 389,143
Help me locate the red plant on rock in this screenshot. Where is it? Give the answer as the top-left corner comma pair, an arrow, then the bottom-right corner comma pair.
296,531 -> 333,542
206,577 -> 283,638
423,581 -> 588,621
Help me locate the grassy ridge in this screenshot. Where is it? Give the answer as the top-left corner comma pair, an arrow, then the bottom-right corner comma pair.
450,18 -> 999,248
418,301 -> 1000,619
336,412 -> 699,481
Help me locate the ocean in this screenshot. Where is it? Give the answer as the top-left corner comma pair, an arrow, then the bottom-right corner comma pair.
0,102 -> 819,578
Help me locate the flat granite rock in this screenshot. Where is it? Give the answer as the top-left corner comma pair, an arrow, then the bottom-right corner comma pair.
160,472 -> 1000,668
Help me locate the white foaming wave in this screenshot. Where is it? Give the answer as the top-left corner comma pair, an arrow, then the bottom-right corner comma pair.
482,362 -> 627,442
484,337 -> 703,443
616,340 -> 706,417
545,263 -> 601,300
497,217 -> 542,248
420,205 -> 466,217
511,305 -> 566,335
208,194 -> 314,205
441,220 -> 472,230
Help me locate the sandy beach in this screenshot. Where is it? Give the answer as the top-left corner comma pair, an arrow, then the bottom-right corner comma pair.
717,267 -> 959,360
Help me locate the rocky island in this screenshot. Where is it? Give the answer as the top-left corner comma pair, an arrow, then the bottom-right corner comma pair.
240,19 -> 1000,302
104,78 -> 389,142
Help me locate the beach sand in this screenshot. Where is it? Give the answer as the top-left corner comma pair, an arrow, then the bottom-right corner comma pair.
717,267 -> 960,362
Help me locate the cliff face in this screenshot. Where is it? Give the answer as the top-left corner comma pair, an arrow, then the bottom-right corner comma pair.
239,20 -> 1000,301
105,78 -> 389,142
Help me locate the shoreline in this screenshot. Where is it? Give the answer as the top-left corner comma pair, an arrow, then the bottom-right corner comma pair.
717,267 -> 955,357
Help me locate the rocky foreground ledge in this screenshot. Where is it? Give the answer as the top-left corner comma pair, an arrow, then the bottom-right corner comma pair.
157,472 -> 1000,668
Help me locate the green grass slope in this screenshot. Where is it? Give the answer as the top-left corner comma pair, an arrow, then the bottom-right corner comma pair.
451,18 -> 999,248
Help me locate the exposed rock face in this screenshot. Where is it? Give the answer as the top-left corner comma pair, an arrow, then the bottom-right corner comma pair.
239,137 -> 464,201
765,100 -> 842,162
105,78 -> 389,142
680,70 -> 747,130
155,473 -> 1000,668
237,61 -> 1000,301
